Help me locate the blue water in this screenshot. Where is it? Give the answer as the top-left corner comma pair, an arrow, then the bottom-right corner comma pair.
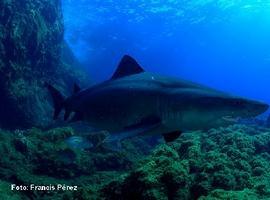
62,0 -> 270,103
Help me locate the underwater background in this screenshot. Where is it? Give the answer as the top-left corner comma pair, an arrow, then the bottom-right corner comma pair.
63,0 -> 270,103
0,0 -> 270,200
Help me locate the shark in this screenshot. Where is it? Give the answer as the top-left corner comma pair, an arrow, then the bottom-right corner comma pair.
46,55 -> 269,143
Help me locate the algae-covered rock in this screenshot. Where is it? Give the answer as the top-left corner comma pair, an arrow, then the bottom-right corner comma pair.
199,189 -> 259,200
0,0 -> 88,129
0,181 -> 21,200
1,124 -> 270,199
101,125 -> 270,200
102,145 -> 191,200
0,126 -> 153,199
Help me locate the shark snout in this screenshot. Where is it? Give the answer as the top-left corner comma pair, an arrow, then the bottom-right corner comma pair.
244,101 -> 269,117
231,98 -> 269,118
222,97 -> 269,119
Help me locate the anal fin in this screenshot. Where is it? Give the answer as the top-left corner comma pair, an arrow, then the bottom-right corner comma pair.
163,131 -> 182,143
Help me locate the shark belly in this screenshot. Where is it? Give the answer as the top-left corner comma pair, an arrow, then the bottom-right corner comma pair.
80,89 -> 159,133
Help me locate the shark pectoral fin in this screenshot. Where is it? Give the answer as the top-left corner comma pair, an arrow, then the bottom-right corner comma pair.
95,116 -> 162,151
101,138 -> 123,152
163,131 -> 182,143
94,134 -> 123,152
125,115 -> 161,130
97,122 -> 161,151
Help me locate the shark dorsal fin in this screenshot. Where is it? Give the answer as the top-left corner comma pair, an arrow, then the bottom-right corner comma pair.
111,55 -> 144,80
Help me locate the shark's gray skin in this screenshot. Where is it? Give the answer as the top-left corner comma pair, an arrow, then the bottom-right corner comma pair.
47,55 -> 269,142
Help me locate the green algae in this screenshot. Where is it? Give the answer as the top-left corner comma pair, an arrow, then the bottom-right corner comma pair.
0,181 -> 21,200
102,125 -> 270,200
199,189 -> 259,200
1,124 -> 270,199
0,126 -> 152,199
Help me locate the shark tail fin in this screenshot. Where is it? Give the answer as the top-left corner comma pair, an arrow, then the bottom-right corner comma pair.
45,82 -> 65,120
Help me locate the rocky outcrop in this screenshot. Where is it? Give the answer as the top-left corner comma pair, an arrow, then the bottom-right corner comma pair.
0,0 -> 88,129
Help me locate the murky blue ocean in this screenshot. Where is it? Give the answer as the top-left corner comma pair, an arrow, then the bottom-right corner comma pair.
63,0 -> 270,103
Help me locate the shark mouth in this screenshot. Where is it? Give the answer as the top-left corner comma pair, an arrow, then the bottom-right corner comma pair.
222,116 -> 240,123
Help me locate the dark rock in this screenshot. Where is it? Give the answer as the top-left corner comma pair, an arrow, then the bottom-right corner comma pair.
190,182 -> 210,199
0,0 -> 89,129
13,138 -> 28,154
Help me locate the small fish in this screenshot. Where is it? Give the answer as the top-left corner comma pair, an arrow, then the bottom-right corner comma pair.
65,136 -> 93,150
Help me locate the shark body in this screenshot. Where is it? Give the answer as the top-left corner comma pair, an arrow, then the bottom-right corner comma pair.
47,55 -> 269,142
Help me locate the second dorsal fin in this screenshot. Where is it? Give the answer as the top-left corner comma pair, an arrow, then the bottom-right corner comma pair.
111,55 -> 144,80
